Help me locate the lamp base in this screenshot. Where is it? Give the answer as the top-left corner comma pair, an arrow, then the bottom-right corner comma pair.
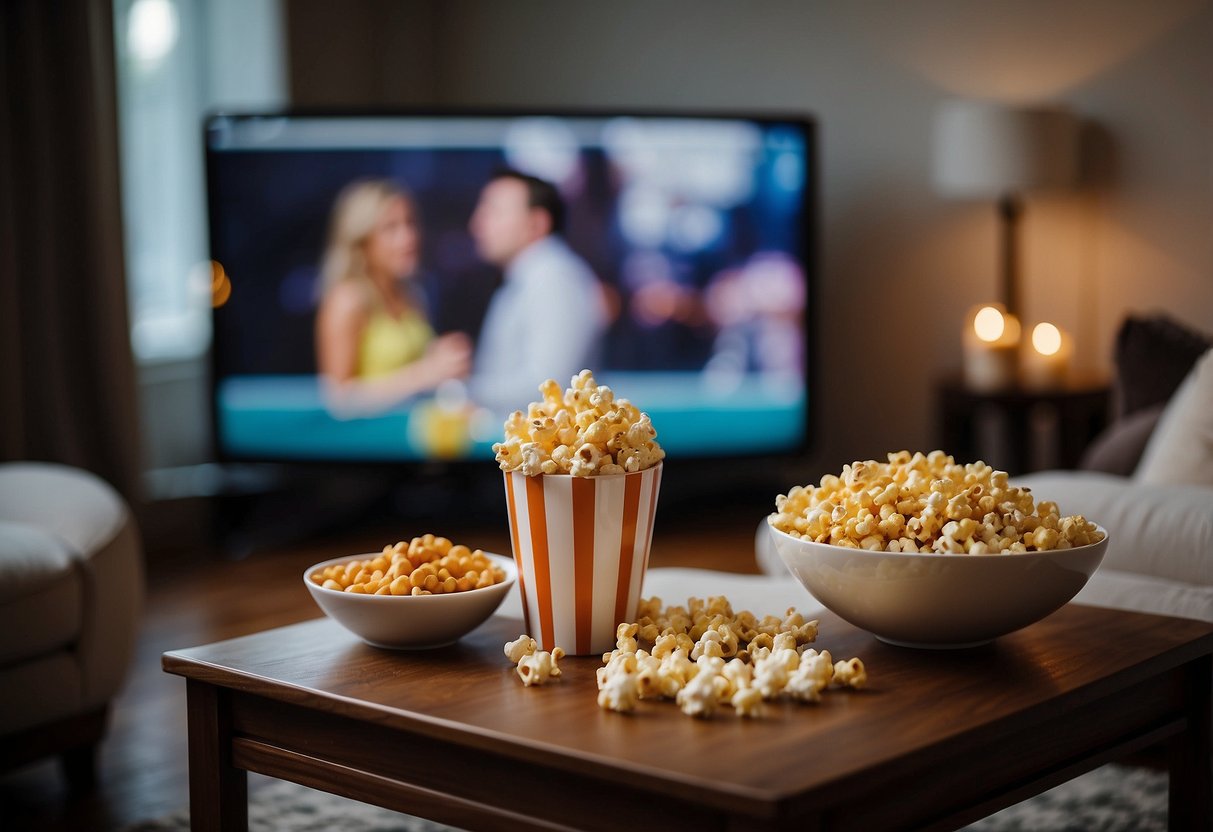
997,193 -> 1023,317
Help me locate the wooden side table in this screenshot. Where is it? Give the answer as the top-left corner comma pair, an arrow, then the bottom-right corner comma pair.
936,380 -> 1111,475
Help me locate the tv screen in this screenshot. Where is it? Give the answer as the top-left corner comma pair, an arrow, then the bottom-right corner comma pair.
207,111 -> 814,462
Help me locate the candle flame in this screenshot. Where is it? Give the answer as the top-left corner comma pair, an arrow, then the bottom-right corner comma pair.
973,306 -> 1005,342
1032,322 -> 1062,356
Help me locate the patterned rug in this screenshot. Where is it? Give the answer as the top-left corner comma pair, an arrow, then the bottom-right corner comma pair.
123,764 -> 1167,831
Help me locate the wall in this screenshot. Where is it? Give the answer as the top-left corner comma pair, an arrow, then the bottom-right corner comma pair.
286,0 -> 437,107
287,0 -> 1213,479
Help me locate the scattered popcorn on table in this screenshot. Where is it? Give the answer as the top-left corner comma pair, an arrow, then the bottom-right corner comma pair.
691,632 -> 726,660
517,647 -> 565,687
732,685 -> 766,718
506,597 -> 866,718
593,596 -> 865,719
598,669 -> 641,712
658,649 -> 694,687
770,450 -> 1105,554
615,622 -> 639,654
504,634 -> 537,664
695,654 -> 726,679
676,670 -> 723,718
720,658 -> 753,697
633,652 -> 669,699
597,650 -> 639,690
493,370 -> 665,477
784,672 -> 826,703
651,633 -> 679,660
752,663 -> 791,702
772,632 -> 798,653
785,650 -> 834,703
801,650 -> 835,685
832,658 -> 868,690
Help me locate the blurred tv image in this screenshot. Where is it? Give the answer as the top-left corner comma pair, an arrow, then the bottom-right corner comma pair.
207,113 -> 813,462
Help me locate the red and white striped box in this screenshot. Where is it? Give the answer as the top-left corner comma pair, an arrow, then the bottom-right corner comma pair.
503,463 -> 662,656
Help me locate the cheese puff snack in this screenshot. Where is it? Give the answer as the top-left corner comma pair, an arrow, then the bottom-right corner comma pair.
310,534 -> 506,596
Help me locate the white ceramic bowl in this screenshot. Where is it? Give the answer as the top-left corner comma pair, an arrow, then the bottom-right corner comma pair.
767,520 -> 1108,648
303,552 -> 517,649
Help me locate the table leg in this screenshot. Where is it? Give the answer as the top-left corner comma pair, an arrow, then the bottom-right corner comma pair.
1170,656 -> 1211,831
187,679 -> 248,832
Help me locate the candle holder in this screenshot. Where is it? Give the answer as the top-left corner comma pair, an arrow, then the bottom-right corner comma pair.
962,303 -> 1021,392
1022,321 -> 1073,390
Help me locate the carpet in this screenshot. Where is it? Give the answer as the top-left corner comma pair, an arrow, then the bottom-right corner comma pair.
124,764 -> 1167,831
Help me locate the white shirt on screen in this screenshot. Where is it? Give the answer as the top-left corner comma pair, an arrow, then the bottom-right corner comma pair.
472,235 -> 606,411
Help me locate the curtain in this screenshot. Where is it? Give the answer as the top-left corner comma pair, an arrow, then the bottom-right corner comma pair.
0,0 -> 141,501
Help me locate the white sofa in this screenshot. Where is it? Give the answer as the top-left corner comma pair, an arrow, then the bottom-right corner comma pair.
1009,472 -> 1213,622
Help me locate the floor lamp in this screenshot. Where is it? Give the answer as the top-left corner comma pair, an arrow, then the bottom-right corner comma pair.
932,100 -> 1079,317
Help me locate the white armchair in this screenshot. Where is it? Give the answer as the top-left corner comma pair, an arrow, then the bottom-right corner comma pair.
0,462 -> 143,787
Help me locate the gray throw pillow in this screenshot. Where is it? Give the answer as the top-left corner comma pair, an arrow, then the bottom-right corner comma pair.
1078,404 -> 1164,476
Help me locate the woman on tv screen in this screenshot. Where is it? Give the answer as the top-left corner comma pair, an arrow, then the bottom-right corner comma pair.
314,179 -> 471,416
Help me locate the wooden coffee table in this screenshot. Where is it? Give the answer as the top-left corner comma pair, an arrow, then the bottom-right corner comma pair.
163,604 -> 1212,831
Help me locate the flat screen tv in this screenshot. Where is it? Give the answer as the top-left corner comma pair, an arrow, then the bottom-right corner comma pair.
206,111 -> 815,464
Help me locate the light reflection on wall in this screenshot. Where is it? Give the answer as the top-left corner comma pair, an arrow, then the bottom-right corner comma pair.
838,0 -> 1208,100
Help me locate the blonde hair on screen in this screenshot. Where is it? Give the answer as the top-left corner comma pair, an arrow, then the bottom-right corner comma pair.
320,179 -> 412,293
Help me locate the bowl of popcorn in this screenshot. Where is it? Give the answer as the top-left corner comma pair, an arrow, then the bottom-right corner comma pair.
767,451 -> 1108,648
304,535 -> 516,649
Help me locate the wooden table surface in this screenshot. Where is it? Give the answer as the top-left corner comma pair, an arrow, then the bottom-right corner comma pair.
164,603 -> 1213,831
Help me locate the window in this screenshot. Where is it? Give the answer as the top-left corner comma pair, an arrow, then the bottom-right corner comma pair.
114,0 -> 286,362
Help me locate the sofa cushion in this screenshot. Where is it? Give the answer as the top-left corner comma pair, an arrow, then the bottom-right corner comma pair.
1012,470 -> 1213,586
0,521 -> 82,665
1135,348 -> 1213,487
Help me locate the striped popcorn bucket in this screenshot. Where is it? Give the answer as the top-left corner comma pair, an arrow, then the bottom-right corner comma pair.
503,463 -> 662,655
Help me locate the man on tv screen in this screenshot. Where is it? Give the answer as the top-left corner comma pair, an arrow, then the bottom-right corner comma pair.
469,169 -> 607,412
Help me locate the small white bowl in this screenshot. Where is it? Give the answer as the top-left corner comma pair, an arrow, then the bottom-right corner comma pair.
303,552 -> 517,649
767,520 -> 1108,648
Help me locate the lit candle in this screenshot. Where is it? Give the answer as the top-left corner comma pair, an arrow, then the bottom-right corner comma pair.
962,304 -> 1021,391
1021,321 -> 1072,389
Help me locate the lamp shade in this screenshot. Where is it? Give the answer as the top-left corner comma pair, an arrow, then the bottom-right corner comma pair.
932,100 -> 1078,197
